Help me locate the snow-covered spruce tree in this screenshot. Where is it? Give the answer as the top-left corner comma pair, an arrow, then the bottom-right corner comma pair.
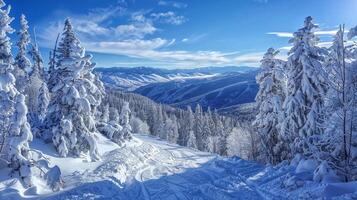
37,82 -> 49,124
216,115 -> 229,156
97,105 -> 124,145
120,102 -> 133,140
280,16 -> 327,160
253,48 -> 287,164
178,106 -> 195,146
346,26 -> 357,181
0,2 -> 34,187
165,115 -> 179,144
102,104 -> 110,123
152,105 -> 165,137
46,19 -> 104,161
14,14 -> 31,93
27,41 -> 46,126
194,104 -> 209,151
159,110 -> 168,140
202,112 -> 212,152
186,130 -> 197,149
314,26 -> 357,182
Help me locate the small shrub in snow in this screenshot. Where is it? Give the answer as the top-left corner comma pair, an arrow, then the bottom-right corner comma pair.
45,166 -> 63,191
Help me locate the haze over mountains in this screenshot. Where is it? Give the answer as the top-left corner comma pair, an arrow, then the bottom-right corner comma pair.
95,66 -> 259,110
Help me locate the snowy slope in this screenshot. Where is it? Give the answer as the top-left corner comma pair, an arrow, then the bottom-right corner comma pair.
1,133 -> 356,200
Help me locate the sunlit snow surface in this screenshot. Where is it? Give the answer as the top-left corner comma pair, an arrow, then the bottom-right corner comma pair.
1,133 -> 357,200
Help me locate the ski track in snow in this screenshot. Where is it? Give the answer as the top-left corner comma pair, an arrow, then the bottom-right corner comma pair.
40,134 -> 272,200
1,133 -> 355,200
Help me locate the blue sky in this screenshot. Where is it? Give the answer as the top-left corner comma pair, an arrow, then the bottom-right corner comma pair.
6,0 -> 357,68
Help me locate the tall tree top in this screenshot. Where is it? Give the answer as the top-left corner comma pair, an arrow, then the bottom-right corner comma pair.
261,48 -> 279,67
289,16 -> 319,55
0,0 -> 14,71
15,14 -> 31,72
18,14 -> 30,46
57,18 -> 84,60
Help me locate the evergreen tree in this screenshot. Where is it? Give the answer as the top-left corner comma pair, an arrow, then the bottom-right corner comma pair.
120,102 -> 132,140
14,14 -> 31,93
180,106 -> 195,146
37,82 -> 49,124
280,16 -> 327,160
186,130 -> 197,149
0,1 -> 34,187
194,104 -> 208,151
46,19 -> 104,161
27,41 -> 45,125
315,26 -> 357,182
254,48 -> 287,164
166,115 -> 179,144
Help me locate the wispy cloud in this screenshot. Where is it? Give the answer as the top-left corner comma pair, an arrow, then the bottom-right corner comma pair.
266,32 -> 293,38
181,33 -> 207,44
115,12 -> 157,39
267,29 -> 341,38
233,52 -> 265,67
151,11 -> 186,25
38,2 -> 278,68
253,0 -> 268,3
158,0 -> 188,9
37,3 -> 242,67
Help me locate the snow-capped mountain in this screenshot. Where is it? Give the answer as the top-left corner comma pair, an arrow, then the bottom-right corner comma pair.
96,66 -> 259,110
95,66 -> 256,91
135,70 -> 259,110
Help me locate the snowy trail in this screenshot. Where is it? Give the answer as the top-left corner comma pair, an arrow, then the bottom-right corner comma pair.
1,134 -> 355,199
38,134 -> 270,200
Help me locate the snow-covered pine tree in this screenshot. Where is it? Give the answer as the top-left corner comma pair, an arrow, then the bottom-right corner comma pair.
100,104 -> 110,123
0,2 -> 34,187
253,48 -> 287,164
186,130 -> 197,149
166,115 -> 179,144
7,94 -> 34,186
280,16 -> 327,160
202,112 -> 212,152
315,26 -> 357,182
27,41 -> 46,126
159,110 -> 168,140
37,82 -> 49,124
120,101 -> 132,140
46,19 -> 104,161
14,14 -> 31,93
178,106 -> 195,146
346,26 -> 357,181
153,105 -> 165,137
194,104 -> 209,151
97,105 -> 123,145
216,116 -> 228,156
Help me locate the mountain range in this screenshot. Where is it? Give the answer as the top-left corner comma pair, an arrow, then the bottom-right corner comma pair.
95,66 -> 259,110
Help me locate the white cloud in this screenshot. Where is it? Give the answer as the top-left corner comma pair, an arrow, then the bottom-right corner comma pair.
234,52 -> 264,66
158,0 -> 188,8
267,32 -> 293,38
85,39 -> 230,64
37,2 -> 256,68
151,11 -> 186,25
315,30 -> 340,36
267,29 -> 342,38
115,23 -> 156,39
